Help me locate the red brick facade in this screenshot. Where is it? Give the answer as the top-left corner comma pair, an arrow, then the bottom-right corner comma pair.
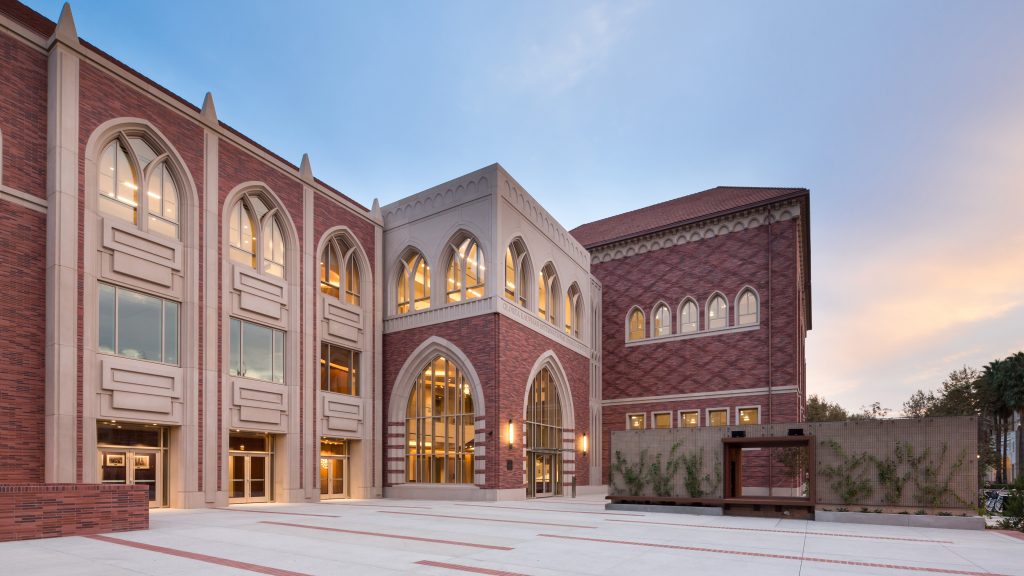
0,484 -> 148,542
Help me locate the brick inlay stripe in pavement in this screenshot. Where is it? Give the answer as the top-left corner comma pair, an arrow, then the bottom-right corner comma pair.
378,510 -> 595,529
606,518 -> 954,543
260,520 -> 513,550
455,503 -> 644,517
414,560 -> 530,575
85,534 -> 313,576
218,508 -> 340,518
538,534 -> 1007,576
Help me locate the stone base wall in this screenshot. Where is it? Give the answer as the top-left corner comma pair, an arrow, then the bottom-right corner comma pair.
0,484 -> 149,542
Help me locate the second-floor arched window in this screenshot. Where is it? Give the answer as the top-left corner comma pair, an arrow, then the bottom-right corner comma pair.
397,249 -> 430,314
446,236 -> 485,303
320,233 -> 361,306
679,298 -> 698,334
98,134 -> 180,238
504,239 -> 530,308
538,263 -> 559,325
627,308 -> 645,341
737,288 -> 759,326
565,283 -> 583,338
228,192 -> 286,279
707,293 -> 728,330
653,304 -> 671,337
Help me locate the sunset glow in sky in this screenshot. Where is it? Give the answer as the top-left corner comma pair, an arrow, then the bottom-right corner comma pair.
26,0 -> 1024,413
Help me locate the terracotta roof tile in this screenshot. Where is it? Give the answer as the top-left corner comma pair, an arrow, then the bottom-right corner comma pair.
570,186 -> 807,248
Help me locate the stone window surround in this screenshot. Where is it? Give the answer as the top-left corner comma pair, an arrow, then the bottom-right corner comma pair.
706,407 -> 730,427
624,286 -> 762,346
625,412 -> 646,430
651,410 -> 672,429
678,409 -> 700,427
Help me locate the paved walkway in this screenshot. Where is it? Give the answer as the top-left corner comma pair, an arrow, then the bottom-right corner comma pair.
2,495 -> 1021,575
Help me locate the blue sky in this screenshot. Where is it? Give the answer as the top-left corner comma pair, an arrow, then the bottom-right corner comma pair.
27,0 -> 1024,412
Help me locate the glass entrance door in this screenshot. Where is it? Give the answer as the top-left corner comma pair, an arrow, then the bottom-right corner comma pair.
320,457 -> 348,498
99,448 -> 163,508
229,454 -> 270,503
528,451 -> 561,498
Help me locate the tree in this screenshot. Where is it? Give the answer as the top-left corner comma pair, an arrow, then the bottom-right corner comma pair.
850,401 -> 892,420
806,394 -> 849,422
903,390 -> 938,418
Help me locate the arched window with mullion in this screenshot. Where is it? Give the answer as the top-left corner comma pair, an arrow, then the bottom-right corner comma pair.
446,236 -> 485,303
707,292 -> 729,330
320,234 -> 361,306
504,239 -> 531,308
538,263 -> 559,326
736,288 -> 759,326
228,193 -> 287,279
627,307 -> 645,341
98,133 -> 180,238
565,283 -> 584,338
679,298 -> 698,334
652,303 -> 671,337
397,249 -> 430,315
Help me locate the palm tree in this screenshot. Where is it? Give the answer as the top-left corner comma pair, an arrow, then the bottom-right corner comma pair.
981,359 -> 1010,484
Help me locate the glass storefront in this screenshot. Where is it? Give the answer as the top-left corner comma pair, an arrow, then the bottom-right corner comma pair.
229,432 -> 273,503
97,422 -> 167,508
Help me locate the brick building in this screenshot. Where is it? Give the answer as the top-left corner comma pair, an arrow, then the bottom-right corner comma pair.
0,1 -> 809,508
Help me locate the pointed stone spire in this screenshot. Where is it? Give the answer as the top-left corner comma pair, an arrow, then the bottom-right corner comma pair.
371,198 -> 382,222
299,153 -> 313,183
200,92 -> 218,125
50,2 -> 79,48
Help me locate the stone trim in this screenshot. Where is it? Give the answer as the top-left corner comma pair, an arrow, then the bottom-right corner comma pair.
625,324 -> 759,347
499,169 -> 590,269
589,201 -> 801,264
0,184 -> 47,213
602,385 -> 799,407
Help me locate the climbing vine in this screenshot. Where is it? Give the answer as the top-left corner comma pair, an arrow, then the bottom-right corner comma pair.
611,449 -> 649,496
819,440 -> 873,506
681,448 -> 722,498
647,443 -> 684,497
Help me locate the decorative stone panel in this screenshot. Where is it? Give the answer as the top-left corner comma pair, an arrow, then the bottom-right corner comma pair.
230,378 -> 288,431
98,356 -> 182,423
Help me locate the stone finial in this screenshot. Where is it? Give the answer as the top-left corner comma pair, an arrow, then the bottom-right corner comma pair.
201,92 -> 218,125
50,2 -> 79,48
299,154 -> 313,183
371,198 -> 382,222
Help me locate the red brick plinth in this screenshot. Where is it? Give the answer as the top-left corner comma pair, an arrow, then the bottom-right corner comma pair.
0,484 -> 149,542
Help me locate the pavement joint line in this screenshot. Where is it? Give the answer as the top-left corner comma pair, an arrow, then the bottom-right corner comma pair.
377,510 -> 597,529
454,504 -> 644,517
215,508 -> 341,518
536,534 -> 1008,576
605,518 -> 955,543
414,560 -> 531,575
259,520 -> 514,550
84,534 -> 313,576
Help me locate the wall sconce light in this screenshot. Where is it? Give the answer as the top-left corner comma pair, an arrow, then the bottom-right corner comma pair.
508,419 -> 514,450
582,433 -> 588,455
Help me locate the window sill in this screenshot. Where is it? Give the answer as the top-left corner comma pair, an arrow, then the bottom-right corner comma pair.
625,324 -> 759,347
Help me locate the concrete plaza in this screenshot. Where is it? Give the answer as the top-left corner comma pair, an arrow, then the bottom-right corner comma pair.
1,495 -> 1021,576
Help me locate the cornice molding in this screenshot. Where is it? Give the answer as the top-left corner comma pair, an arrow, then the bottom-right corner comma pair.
602,385 -> 799,407
588,200 -> 802,265
382,170 -> 492,229
499,173 -> 590,269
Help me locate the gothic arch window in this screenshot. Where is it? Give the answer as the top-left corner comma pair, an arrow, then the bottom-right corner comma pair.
98,133 -> 180,238
396,249 -> 430,315
564,283 -> 583,338
652,303 -> 671,337
538,262 -> 560,326
405,355 -> 475,483
736,288 -> 759,326
627,307 -> 645,341
228,192 -> 287,278
504,238 -> 531,308
320,233 -> 361,306
679,298 -> 698,334
445,234 -> 485,303
707,292 -> 728,330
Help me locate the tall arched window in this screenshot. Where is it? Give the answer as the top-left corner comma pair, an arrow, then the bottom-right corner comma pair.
446,236 -> 485,303
564,283 -> 583,338
538,263 -> 559,325
679,298 -> 698,334
320,233 -> 361,306
526,367 -> 563,497
653,304 -> 671,337
627,308 -> 645,341
504,239 -> 530,308
707,293 -> 728,330
98,134 -> 180,238
228,193 -> 287,278
396,249 -> 430,314
736,288 -> 759,326
405,355 -> 475,484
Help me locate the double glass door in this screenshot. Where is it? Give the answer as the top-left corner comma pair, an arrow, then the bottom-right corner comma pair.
229,454 -> 270,503
320,457 -> 348,499
528,451 -> 561,498
99,448 -> 163,508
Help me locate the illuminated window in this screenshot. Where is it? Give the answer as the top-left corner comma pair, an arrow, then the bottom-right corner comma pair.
679,411 -> 699,428
653,304 -> 671,337
396,249 -> 430,314
737,289 -> 759,326
707,293 -> 728,330
708,409 -> 728,427
320,234 -> 361,306
446,236 -> 485,303
565,283 -> 583,338
653,412 -> 672,429
537,263 -> 559,325
98,135 -> 180,238
320,342 -> 359,395
627,308 -> 645,341
627,413 -> 646,430
738,407 -> 760,425
679,299 -> 698,334
228,193 -> 287,278
405,356 -> 475,483
504,239 -> 531,308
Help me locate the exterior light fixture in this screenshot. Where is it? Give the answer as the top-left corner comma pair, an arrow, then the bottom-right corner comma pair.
508,419 -> 514,449
582,433 -> 588,455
